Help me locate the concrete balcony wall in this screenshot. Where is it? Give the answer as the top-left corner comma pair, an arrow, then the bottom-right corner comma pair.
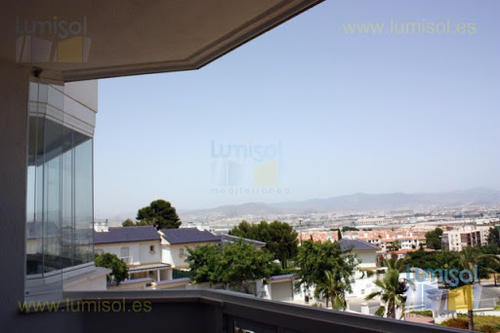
66,289 -> 462,333
5,287 -> 465,333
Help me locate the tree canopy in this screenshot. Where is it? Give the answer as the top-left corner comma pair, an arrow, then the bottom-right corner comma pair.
425,227 -> 443,250
122,218 -> 135,227
406,247 -> 497,289
487,227 -> 500,248
132,199 -> 181,229
95,253 -> 129,285
229,220 -> 298,269
341,226 -> 359,232
186,240 -> 276,292
295,239 -> 357,294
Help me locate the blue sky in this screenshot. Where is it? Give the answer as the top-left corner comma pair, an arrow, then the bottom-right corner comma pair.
95,0 -> 500,218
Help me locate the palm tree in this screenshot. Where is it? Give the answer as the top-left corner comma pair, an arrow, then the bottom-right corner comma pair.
457,247 -> 500,331
365,269 -> 410,319
314,270 -> 348,310
383,257 -> 409,273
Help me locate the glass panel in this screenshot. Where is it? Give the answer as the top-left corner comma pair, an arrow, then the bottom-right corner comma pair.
26,82 -> 65,297
61,126 -> 75,266
74,136 -> 94,264
25,81 -> 94,297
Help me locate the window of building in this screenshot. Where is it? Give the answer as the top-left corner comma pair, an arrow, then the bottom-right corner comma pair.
120,247 -> 130,258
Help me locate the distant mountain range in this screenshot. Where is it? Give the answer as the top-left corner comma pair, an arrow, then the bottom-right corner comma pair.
180,188 -> 500,220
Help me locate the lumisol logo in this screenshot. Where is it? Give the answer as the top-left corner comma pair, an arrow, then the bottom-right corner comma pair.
210,140 -> 285,189
16,16 -> 88,39
406,264 -> 478,287
211,140 -> 283,163
15,16 -> 90,63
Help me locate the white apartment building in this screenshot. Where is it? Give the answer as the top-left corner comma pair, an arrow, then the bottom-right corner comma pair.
442,226 -> 489,251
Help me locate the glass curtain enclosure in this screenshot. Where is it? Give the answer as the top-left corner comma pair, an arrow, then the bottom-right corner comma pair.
26,81 -> 94,298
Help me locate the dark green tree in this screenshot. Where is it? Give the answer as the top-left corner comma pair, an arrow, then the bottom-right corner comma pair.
136,199 -> 181,229
295,239 -> 357,295
407,249 -> 462,287
185,243 -> 221,283
229,220 -> 259,239
406,247 -> 496,289
229,220 -> 298,269
341,226 -> 359,232
187,240 -> 275,293
217,241 -> 275,292
480,244 -> 500,286
487,227 -> 500,247
122,218 -> 135,227
425,227 -> 444,250
95,253 -> 129,285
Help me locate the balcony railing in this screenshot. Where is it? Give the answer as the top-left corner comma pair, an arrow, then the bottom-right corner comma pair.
63,289 -> 463,333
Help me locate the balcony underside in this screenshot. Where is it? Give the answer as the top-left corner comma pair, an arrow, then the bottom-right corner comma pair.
2,0 -> 324,83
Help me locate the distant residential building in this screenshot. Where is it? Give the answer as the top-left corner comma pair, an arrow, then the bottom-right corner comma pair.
388,248 -> 436,260
399,237 -> 421,250
442,226 -> 488,251
354,217 -> 391,226
297,230 -> 340,243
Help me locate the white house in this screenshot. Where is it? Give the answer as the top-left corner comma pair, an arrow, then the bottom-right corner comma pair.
94,226 -> 275,289
94,225 -> 171,282
339,239 -> 380,297
160,228 -> 221,277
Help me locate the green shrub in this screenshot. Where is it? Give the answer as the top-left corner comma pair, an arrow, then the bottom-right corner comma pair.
410,310 -> 433,318
477,325 -> 497,333
441,318 -> 468,329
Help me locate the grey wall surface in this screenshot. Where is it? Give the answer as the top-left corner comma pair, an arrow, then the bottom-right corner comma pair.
0,63 -> 83,333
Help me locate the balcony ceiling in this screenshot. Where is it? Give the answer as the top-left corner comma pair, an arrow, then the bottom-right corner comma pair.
1,0 -> 323,82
